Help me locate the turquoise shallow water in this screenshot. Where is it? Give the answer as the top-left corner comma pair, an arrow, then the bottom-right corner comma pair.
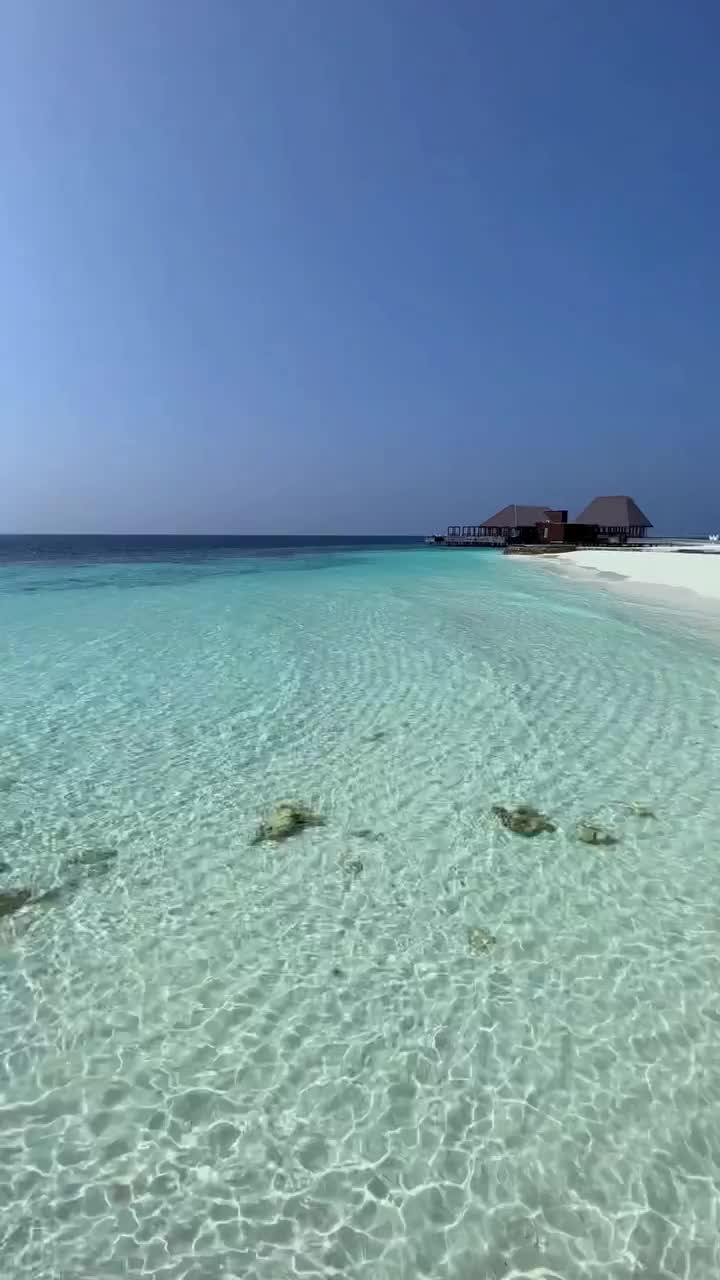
2,544 -> 720,1279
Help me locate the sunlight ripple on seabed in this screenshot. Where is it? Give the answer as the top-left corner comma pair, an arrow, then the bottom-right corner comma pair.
1,546 -> 720,1279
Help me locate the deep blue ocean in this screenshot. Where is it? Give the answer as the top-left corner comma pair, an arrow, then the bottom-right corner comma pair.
0,533 -> 423,565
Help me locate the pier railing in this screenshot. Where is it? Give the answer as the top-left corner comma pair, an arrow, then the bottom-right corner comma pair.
425,534 -> 505,547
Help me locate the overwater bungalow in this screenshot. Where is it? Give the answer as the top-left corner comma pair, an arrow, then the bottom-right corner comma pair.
429,495 -> 653,549
479,504 -> 567,542
574,495 -> 653,542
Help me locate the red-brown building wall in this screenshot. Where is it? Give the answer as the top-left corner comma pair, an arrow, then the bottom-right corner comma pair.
536,522 -> 598,544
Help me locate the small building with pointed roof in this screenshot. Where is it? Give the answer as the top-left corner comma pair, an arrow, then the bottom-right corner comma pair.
575,495 -> 652,540
480,504 -> 567,536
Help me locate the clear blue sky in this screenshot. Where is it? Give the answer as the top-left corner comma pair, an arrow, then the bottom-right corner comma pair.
2,0 -> 719,534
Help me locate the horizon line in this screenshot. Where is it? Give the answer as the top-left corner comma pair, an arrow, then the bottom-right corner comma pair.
0,530 -> 426,538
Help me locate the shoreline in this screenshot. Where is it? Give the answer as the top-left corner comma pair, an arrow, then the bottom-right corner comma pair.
523,547 -> 720,621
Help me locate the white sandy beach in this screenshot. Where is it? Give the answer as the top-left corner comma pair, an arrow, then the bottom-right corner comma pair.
537,546 -> 720,612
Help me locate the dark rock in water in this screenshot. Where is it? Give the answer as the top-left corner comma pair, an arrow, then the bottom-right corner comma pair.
492,805 -> 556,836
251,802 -> 324,845
32,885 -> 68,908
575,822 -> 617,847
0,889 -> 33,919
343,857 -> 364,877
331,966 -> 344,979
66,848 -> 118,873
468,926 -> 496,955
446,864 -> 468,889
0,861 -> 10,875
628,803 -> 656,819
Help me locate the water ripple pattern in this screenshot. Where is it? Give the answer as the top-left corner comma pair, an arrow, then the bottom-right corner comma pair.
1,542 -> 720,1279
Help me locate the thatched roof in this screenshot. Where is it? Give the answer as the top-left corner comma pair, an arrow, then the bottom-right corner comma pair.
575,495 -> 652,528
481,504 -> 553,529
